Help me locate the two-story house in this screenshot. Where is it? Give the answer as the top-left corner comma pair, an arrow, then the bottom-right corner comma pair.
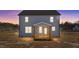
18,10 -> 61,40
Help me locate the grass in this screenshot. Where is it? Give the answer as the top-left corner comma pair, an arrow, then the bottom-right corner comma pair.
0,31 -> 79,48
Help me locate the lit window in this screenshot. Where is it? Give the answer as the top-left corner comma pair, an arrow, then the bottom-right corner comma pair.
52,26 -> 55,31
25,17 -> 29,22
39,26 -> 42,33
25,27 -> 32,33
44,28 -> 47,34
50,17 -> 54,22
25,27 -> 28,33
29,27 -> 32,33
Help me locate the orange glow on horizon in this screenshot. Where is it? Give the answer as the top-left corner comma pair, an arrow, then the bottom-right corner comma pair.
0,17 -> 19,24
0,20 -> 19,24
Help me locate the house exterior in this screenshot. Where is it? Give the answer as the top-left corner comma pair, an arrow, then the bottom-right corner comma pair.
18,10 -> 61,40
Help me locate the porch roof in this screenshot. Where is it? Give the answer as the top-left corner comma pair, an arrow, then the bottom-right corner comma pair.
33,22 -> 52,26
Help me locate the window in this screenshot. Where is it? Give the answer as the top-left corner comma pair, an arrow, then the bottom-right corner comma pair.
25,27 -> 32,33
25,17 -> 29,22
52,26 -> 55,31
44,28 -> 47,34
39,26 -> 43,33
50,17 -> 54,22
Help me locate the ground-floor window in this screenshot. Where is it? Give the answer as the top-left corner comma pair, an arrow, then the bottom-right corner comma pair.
52,26 -> 55,31
44,28 -> 47,34
25,26 -> 32,33
39,26 -> 43,33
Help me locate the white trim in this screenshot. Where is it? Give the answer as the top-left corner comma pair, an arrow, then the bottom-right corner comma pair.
33,22 -> 52,26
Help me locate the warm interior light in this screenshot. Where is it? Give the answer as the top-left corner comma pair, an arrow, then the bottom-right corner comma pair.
39,26 -> 42,33
29,27 -> 32,33
44,28 -> 47,34
25,26 -> 32,33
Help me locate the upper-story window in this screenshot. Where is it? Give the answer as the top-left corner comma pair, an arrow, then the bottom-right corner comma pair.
25,17 -> 29,22
50,17 -> 54,22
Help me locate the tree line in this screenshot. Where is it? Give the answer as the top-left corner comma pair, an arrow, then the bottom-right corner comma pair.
0,22 -> 19,31
60,21 -> 79,32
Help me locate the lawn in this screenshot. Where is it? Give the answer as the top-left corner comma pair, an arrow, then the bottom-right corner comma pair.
0,31 -> 79,48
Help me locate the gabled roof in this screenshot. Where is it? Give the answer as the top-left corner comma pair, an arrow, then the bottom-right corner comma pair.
18,10 -> 61,15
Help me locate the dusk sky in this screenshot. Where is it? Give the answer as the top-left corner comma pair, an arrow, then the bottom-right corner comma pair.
0,10 -> 79,24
